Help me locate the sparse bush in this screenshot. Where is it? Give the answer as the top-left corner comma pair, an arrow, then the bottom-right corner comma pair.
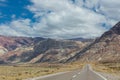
18,73 -> 22,76
0,63 -> 84,80
16,78 -> 22,80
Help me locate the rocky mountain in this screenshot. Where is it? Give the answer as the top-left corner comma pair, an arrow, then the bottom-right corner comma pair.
31,39 -> 86,63
0,39 -> 86,64
0,46 -> 34,64
69,38 -> 94,42
0,46 -> 8,56
67,22 -> 120,63
0,35 -> 44,51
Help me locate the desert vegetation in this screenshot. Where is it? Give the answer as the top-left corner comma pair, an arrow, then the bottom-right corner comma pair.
91,62 -> 120,76
0,63 -> 84,80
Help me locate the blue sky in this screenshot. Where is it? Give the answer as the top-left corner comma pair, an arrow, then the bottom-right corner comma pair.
0,0 -> 34,23
0,0 -> 119,39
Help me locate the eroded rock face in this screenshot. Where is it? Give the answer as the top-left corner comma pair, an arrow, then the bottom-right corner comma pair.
31,39 -> 86,63
0,38 -> 87,64
0,35 -> 44,51
0,46 -> 34,64
0,46 -> 8,56
34,39 -> 82,54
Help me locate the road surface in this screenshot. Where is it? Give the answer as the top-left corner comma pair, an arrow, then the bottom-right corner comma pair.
26,64 -> 107,80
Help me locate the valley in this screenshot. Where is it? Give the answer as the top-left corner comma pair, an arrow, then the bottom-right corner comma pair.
0,0 -> 119,80
0,22 -> 120,80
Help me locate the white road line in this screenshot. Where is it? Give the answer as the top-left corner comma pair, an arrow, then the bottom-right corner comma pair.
25,71 -> 69,80
72,75 -> 77,78
87,64 -> 107,80
91,70 -> 107,80
78,72 -> 80,74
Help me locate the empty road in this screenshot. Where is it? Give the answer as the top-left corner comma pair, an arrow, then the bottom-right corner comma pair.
26,64 -> 107,80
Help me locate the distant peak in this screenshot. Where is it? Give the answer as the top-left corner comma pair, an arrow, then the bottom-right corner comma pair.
110,21 -> 120,35
114,21 -> 120,28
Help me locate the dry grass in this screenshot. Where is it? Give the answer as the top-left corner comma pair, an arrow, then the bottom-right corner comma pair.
0,62 -> 84,80
91,62 -> 120,76
0,61 -> 119,80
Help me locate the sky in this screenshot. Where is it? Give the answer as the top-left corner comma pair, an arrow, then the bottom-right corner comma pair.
0,0 -> 119,39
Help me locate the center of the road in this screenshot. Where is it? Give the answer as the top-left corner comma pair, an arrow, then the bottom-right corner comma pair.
78,72 -> 81,74
72,72 -> 81,80
71,64 -> 107,80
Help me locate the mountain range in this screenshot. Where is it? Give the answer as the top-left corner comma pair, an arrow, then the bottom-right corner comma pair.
0,22 -> 120,64
0,37 -> 87,64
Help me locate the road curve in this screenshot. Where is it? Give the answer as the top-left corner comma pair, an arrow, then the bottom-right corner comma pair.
26,64 -> 107,80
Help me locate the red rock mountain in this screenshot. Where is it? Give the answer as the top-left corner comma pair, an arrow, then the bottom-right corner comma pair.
0,39 -> 86,64
0,34 -> 90,64
0,35 -> 44,51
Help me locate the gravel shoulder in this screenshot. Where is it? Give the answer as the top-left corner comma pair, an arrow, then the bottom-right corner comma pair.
99,72 -> 120,80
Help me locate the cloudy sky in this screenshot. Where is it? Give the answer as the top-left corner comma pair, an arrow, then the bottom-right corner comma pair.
0,0 -> 119,39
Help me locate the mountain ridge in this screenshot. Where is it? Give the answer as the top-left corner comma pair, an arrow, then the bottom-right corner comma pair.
67,22 -> 120,63
0,38 -> 86,64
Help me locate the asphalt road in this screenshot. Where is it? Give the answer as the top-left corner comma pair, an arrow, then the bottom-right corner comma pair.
26,64 -> 107,80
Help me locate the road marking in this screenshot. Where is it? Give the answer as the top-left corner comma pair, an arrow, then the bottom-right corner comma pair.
25,71 -> 69,80
78,72 -> 80,74
91,70 -> 107,80
26,64 -> 107,80
87,64 -> 107,80
72,75 -> 77,78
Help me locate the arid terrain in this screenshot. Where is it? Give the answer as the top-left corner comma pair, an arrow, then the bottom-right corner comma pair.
0,62 -> 84,80
0,0 -> 119,80
0,22 -> 120,80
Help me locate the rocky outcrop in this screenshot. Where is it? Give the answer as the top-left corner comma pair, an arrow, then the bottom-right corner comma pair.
0,46 -> 34,64
0,35 -> 44,51
30,39 -> 85,63
0,46 -> 8,56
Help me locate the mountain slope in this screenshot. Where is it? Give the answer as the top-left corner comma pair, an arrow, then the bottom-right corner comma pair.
0,35 -> 44,51
67,22 -> 120,63
0,46 -> 8,56
31,39 -> 85,63
0,39 -> 86,64
69,38 -> 94,42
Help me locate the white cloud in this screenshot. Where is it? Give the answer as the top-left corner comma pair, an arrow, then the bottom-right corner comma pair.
0,0 -> 119,39
27,0 -> 108,38
0,0 -> 7,6
0,19 -> 34,37
100,0 -> 120,20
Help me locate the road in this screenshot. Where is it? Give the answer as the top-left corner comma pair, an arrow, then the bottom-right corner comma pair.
26,64 -> 107,80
